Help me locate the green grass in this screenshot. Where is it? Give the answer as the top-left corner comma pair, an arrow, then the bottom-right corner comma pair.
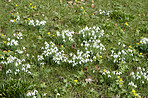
0,0 -> 148,97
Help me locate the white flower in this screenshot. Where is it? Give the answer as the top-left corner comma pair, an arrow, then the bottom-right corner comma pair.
26,92 -> 32,96
57,93 -> 60,96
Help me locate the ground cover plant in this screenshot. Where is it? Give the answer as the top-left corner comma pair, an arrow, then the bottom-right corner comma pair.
0,0 -> 148,97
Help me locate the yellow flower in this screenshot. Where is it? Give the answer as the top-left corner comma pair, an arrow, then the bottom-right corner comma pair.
117,76 -> 120,79
34,6 -> 36,8
74,80 -> 78,83
42,83 -> 45,85
107,34 -> 109,36
103,69 -> 106,72
119,78 -> 122,81
136,43 -> 139,45
133,49 -> 135,52
136,30 -> 139,32
16,4 -> 18,7
61,45 -> 63,47
3,41 -> 6,44
28,18 -> 30,20
83,10 -> 85,12
134,93 -> 137,96
52,43 -> 54,45
17,12 -> 19,15
120,29 -> 123,32
75,0 -> 77,2
45,16 -> 47,19
3,51 -> 7,53
121,61 -> 123,64
0,54 -> 2,56
2,34 -> 4,36
129,45 -> 131,48
119,82 -> 122,85
13,19 -> 15,22
140,42 -> 142,44
52,35 -> 55,37
140,53 -> 142,55
30,3 -> 32,5
139,96 -> 141,98
48,32 -> 50,35
25,19 -> 27,22
140,37 -> 143,39
8,50 -> 10,53
81,70 -> 83,73
132,89 -> 135,93
125,22 -> 128,26
11,13 -> 13,15
81,7 -> 83,9
99,56 -> 102,58
38,36 -> 41,38
92,13 -> 94,15
31,6 -> 33,8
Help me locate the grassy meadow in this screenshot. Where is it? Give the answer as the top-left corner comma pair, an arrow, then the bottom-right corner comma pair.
0,0 -> 148,97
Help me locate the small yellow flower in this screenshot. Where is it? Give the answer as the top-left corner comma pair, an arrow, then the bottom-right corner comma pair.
52,35 -> 55,37
92,13 -> 94,15
83,10 -> 85,12
2,34 -> 4,36
136,43 -> 139,45
103,69 -> 106,72
3,41 -> 6,44
119,78 -> 122,81
119,82 -> 122,85
13,19 -> 15,22
133,49 -> 135,52
75,0 -> 77,2
136,30 -> 139,32
30,3 -> 32,5
38,36 -> 41,38
52,43 -> 54,45
42,83 -> 45,85
125,22 -> 128,26
140,37 -> 143,39
3,51 -> 7,53
129,45 -> 131,48
16,4 -> 18,7
28,18 -> 30,20
139,96 -> 141,98
99,56 -> 102,58
81,70 -> 83,73
17,12 -> 19,15
81,7 -> 83,9
25,19 -> 27,22
132,89 -> 135,93
74,80 -> 78,83
0,54 -> 2,56
107,34 -> 109,36
140,42 -> 142,44
48,32 -> 50,35
8,50 -> 10,53
121,61 -> 123,64
134,93 -> 137,96
45,16 -> 47,19
140,53 -> 142,55
31,6 -> 33,8
11,13 -> 13,15
120,29 -> 123,32
34,6 -> 36,8
117,76 -> 120,79
61,45 -> 63,47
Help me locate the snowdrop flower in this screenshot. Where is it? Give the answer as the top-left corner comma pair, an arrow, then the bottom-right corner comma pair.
26,92 -> 32,96
6,69 -> 12,74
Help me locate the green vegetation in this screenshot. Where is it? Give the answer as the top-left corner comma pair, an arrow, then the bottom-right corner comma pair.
0,0 -> 147,97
